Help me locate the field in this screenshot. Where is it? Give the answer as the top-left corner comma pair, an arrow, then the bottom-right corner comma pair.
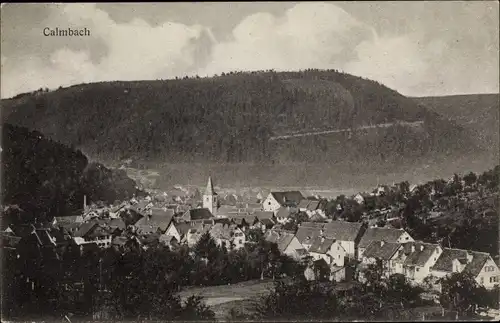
177,279 -> 276,320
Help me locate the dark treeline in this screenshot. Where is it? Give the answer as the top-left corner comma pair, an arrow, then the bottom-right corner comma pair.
1,123 -> 142,224
251,262 -> 499,321
3,69 -> 480,165
2,230 -> 301,321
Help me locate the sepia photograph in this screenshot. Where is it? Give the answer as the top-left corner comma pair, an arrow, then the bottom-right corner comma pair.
1,1 -> 499,322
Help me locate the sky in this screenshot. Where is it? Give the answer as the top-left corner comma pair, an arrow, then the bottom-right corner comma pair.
1,2 -> 498,98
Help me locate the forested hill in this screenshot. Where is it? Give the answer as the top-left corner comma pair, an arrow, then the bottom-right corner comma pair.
416,93 -> 499,156
2,69 -> 481,166
1,123 -> 141,225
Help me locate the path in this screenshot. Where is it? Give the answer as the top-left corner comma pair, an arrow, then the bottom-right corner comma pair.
269,120 -> 424,141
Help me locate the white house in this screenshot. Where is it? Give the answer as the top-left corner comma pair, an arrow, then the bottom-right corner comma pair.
262,191 -> 304,213
308,236 -> 347,267
390,241 -> 443,284
323,221 -> 366,260
430,248 -> 500,290
265,230 -> 304,260
161,221 -> 181,243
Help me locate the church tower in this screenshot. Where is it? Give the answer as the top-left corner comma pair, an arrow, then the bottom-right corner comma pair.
203,176 -> 218,216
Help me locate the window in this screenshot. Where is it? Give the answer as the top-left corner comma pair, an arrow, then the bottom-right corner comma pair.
268,202 -> 271,205
239,239 -> 242,244
490,277 -> 499,283
480,277 -> 484,284
416,268 -> 420,272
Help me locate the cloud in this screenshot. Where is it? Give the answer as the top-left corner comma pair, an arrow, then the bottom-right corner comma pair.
1,3 -> 211,98
1,2 -> 498,98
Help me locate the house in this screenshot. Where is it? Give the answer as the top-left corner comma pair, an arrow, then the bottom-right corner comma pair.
254,211 -> 276,230
180,208 -> 214,223
353,193 -> 365,205
298,199 -> 312,212
275,207 -> 293,224
160,221 -> 182,243
358,227 -> 414,260
390,241 -> 443,284
323,221 -> 366,260
53,215 -> 84,227
264,230 -> 304,260
107,218 -> 127,233
359,240 -> 404,279
209,223 -> 246,250
73,222 -> 113,248
17,228 -> 61,261
129,200 -> 154,215
159,234 -> 179,247
430,248 -> 500,290
134,208 -> 175,234
227,214 -> 257,230
308,236 -> 346,267
262,191 -> 305,213
295,222 -> 326,250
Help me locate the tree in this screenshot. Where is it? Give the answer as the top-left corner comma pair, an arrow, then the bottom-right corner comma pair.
463,172 -> 478,187
193,232 -> 219,261
255,280 -> 339,320
439,272 -> 484,317
385,274 -> 423,308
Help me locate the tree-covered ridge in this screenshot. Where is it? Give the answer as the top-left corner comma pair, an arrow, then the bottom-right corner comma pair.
1,123 -> 141,224
2,69 -> 479,164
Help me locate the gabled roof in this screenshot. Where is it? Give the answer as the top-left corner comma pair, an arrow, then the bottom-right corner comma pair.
54,215 -> 83,225
276,207 -> 292,219
298,199 -> 311,209
265,231 -> 296,253
399,242 -> 440,267
255,211 -> 275,220
107,218 -> 126,230
323,221 -> 365,242
33,229 -> 56,246
259,218 -> 275,226
308,237 -> 336,254
227,214 -> 256,226
295,223 -> 325,244
1,232 -> 22,248
362,241 -> 402,260
86,225 -> 113,239
186,208 -> 213,220
270,191 -> 305,205
431,248 -> 492,276
307,201 -> 320,211
175,222 -> 192,236
74,222 -> 98,238
359,227 -> 408,248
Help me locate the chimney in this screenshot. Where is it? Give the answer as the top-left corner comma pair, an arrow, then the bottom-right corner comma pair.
321,236 -> 325,243
411,245 -> 415,253
380,240 -> 385,247
320,229 -> 324,235
420,245 -> 424,252
466,252 -> 473,264
83,195 -> 87,210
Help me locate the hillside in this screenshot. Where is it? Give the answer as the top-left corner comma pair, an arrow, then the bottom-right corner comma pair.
1,123 -> 140,224
1,70 -> 488,187
416,94 -> 499,155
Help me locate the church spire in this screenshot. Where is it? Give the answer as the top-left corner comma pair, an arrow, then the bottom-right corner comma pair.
205,176 -> 216,196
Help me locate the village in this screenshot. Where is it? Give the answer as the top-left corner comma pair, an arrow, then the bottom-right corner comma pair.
3,173 -> 499,301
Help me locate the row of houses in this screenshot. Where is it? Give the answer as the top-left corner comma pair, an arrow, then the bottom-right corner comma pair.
263,220 -> 500,291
